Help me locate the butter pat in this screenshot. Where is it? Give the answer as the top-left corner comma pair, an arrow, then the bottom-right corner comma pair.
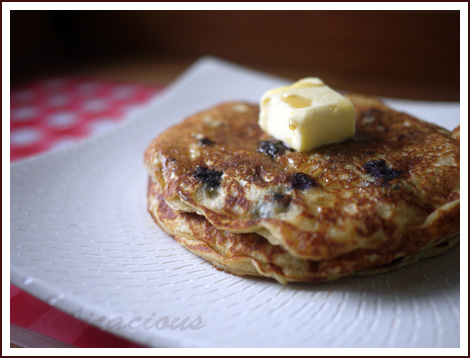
259,77 -> 355,152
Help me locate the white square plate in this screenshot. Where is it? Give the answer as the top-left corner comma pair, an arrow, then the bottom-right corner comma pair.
11,57 -> 460,348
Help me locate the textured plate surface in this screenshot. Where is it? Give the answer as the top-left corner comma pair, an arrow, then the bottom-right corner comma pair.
10,57 -> 460,348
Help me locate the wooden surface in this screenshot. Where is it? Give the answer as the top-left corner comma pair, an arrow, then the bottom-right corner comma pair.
10,10 -> 460,101
67,56 -> 459,101
11,54 -> 460,101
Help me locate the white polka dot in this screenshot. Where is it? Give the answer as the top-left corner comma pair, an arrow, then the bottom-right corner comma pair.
88,119 -> 117,135
48,112 -> 77,128
45,79 -> 66,91
11,127 -> 41,146
78,83 -> 99,95
113,86 -> 135,99
11,106 -> 38,121
48,94 -> 69,107
12,90 -> 34,102
83,99 -> 107,112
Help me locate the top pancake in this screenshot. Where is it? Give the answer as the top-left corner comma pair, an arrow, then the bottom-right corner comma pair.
144,94 -> 460,260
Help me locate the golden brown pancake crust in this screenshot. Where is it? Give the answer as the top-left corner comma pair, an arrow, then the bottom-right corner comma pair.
148,180 -> 459,284
144,94 -> 460,261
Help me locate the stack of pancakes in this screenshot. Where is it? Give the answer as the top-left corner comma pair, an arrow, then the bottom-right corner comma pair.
144,94 -> 460,284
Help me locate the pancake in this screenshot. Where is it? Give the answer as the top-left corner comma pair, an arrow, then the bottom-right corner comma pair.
144,94 -> 460,263
148,180 -> 459,284
452,124 -> 460,141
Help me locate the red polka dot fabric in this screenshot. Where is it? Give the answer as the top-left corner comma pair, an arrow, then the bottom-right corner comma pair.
10,78 -> 162,347
10,77 -> 161,162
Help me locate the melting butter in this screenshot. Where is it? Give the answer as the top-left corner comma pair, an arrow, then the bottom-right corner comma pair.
259,77 -> 355,152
